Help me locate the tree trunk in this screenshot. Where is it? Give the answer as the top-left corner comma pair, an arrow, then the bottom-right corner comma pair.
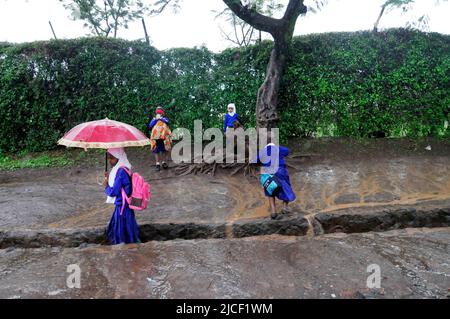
256,40 -> 288,130
223,0 -> 306,131
373,4 -> 387,33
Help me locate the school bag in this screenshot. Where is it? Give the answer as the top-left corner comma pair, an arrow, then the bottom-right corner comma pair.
260,174 -> 282,196
150,120 -> 172,151
120,167 -> 151,215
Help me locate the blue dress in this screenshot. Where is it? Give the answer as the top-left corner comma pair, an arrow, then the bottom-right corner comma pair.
258,145 -> 296,203
224,113 -> 239,132
105,168 -> 140,245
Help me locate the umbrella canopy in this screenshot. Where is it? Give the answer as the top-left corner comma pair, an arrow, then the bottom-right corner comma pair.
58,118 -> 150,149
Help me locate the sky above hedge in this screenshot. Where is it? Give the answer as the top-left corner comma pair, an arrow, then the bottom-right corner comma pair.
0,0 -> 449,52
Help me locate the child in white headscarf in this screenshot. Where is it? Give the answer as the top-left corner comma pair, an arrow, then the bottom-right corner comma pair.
102,148 -> 140,245
223,103 -> 239,133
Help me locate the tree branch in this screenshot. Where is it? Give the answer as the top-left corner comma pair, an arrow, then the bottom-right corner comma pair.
283,0 -> 307,21
373,3 -> 387,32
222,0 -> 281,35
223,0 -> 307,40
219,25 -> 243,47
245,25 -> 254,47
150,0 -> 180,16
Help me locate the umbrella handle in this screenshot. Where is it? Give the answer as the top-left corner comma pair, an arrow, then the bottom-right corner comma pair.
105,151 -> 108,173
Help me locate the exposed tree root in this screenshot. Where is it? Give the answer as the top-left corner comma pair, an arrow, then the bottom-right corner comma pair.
174,152 -> 260,177
175,161 -> 259,178
174,150 -> 309,177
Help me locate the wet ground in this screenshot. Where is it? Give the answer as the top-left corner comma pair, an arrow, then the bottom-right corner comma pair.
0,227 -> 448,299
0,138 -> 449,298
0,138 -> 449,230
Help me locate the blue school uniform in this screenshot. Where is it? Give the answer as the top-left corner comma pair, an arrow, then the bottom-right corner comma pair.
105,168 -> 140,245
148,117 -> 170,129
224,113 -> 239,132
258,145 -> 296,202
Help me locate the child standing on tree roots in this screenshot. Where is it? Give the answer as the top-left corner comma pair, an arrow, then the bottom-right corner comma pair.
223,103 -> 239,133
258,143 -> 296,220
147,107 -> 172,171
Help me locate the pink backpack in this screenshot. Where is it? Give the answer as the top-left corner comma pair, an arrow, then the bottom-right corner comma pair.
120,167 -> 151,215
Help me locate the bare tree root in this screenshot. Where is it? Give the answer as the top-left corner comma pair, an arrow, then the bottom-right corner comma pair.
175,161 -> 259,178
174,152 -> 259,178
174,149 -> 310,177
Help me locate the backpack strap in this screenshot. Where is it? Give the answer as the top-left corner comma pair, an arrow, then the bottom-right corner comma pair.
120,166 -> 132,176
119,166 -> 132,216
120,188 -> 127,216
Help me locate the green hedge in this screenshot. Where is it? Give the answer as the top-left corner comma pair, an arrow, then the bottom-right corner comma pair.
281,30 -> 450,138
0,29 -> 448,152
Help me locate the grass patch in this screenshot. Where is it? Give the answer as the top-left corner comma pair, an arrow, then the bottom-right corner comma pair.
0,153 -> 75,171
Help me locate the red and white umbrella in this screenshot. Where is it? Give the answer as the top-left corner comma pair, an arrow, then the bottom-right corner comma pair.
58,118 -> 150,149
58,118 -> 150,171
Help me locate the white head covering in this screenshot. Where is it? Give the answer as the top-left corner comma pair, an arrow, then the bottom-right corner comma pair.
106,148 -> 132,204
227,103 -> 236,117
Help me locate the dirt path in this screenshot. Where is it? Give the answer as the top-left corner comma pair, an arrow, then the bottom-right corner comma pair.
1,227 -> 448,299
1,138 -> 449,299
0,138 -> 449,231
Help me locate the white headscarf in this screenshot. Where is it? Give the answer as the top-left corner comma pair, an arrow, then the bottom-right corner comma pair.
227,103 -> 236,117
106,148 -> 132,204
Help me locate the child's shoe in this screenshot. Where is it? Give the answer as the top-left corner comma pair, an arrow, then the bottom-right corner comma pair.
271,213 -> 281,220
162,162 -> 169,169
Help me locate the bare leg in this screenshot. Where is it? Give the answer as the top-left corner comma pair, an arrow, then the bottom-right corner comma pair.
281,201 -> 292,214
162,152 -> 169,169
268,197 -> 277,218
155,153 -> 161,165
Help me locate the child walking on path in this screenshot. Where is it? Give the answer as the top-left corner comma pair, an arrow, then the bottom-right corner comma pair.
102,148 -> 140,245
147,107 -> 172,171
258,143 -> 296,220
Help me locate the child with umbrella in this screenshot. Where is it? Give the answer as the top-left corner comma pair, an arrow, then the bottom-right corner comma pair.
58,118 -> 150,245
102,148 -> 140,245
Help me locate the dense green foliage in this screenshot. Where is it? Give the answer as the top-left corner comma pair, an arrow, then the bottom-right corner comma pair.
281,30 -> 450,138
0,29 -> 448,152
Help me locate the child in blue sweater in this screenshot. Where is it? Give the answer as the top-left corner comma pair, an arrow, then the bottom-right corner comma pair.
223,103 -> 239,133
258,143 -> 296,220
